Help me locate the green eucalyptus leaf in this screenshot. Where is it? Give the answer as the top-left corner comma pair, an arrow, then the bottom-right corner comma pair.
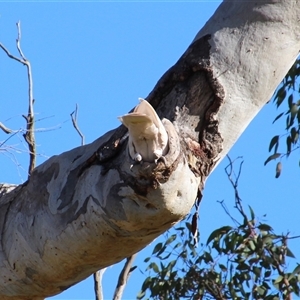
286,247 -> 296,258
273,112 -> 284,124
264,153 -> 281,166
130,266 -> 137,272
152,242 -> 163,255
144,257 -> 151,263
148,262 -> 160,273
286,115 -> 290,129
248,240 -> 256,251
292,264 -> 300,275
291,103 -> 298,120
219,263 -> 227,272
258,223 -> 273,231
274,275 -> 283,284
288,94 -> 294,109
257,285 -> 266,296
249,205 -> 255,220
286,135 -> 292,155
275,162 -> 282,178
274,86 -> 286,108
297,108 -> 300,124
268,135 -> 279,152
206,225 -> 232,245
165,234 -> 176,245
291,127 -> 299,143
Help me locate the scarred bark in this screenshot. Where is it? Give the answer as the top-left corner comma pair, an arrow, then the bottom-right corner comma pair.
0,0 -> 299,299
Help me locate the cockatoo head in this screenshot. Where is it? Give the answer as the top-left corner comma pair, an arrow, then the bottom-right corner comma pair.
118,99 -> 169,163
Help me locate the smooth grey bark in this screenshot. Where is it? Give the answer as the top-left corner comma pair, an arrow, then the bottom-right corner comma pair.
194,0 -> 300,163
0,0 -> 299,299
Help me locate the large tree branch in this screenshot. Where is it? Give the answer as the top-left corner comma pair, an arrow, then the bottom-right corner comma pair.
0,1 -> 299,299
0,119 -> 196,300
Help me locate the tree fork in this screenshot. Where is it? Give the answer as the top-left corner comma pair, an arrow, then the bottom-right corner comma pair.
0,0 -> 299,299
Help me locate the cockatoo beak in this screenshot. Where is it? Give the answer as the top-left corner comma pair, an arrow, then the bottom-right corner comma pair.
118,99 -> 169,162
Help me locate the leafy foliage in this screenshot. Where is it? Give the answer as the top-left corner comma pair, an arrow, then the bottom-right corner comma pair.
267,57 -> 300,177
138,159 -> 300,300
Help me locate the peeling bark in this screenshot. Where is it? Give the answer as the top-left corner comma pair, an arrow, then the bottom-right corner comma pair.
0,0 -> 300,298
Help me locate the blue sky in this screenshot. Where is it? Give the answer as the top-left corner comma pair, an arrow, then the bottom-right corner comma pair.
0,2 -> 299,300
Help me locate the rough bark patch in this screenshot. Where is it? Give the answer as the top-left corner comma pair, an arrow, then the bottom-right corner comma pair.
96,35 -> 225,190
147,35 -> 225,188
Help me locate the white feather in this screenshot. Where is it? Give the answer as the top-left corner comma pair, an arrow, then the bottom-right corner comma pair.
118,99 -> 169,162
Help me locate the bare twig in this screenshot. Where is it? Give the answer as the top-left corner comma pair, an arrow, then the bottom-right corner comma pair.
225,156 -> 247,217
217,200 -> 240,226
0,42 -> 26,65
225,156 -> 256,237
0,131 -> 20,149
94,268 -> 106,300
287,234 -> 300,240
16,22 -> 26,60
70,104 -> 85,146
0,122 -> 13,134
17,21 -> 36,176
0,21 -> 36,177
113,254 -> 137,300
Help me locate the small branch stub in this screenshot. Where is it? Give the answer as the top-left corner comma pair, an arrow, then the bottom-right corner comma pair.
70,103 -> 85,146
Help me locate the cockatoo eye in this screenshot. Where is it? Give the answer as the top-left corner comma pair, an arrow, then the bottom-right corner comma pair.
134,153 -> 143,162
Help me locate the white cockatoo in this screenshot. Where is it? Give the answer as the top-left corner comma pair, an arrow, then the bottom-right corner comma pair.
118,99 -> 169,162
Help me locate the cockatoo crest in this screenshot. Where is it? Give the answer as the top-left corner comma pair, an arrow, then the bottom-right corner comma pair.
118,99 -> 169,162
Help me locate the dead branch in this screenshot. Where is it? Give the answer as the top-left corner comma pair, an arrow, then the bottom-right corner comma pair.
0,122 -> 13,134
113,254 -> 137,300
0,21 -> 36,177
0,131 -> 20,149
17,21 -> 36,177
16,22 -> 26,61
93,268 -> 106,300
0,42 -> 26,65
70,103 -> 85,146
225,156 -> 247,218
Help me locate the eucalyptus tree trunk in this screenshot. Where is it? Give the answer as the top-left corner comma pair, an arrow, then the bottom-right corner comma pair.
0,0 -> 299,299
